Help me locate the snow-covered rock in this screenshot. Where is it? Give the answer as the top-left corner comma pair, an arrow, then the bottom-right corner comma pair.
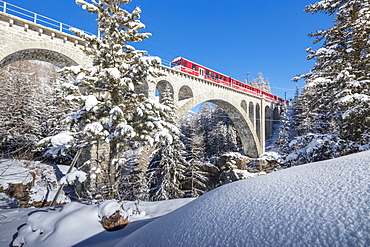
0,160 -> 70,207
247,151 -> 283,172
216,152 -> 254,170
98,200 -> 129,231
216,152 -> 265,185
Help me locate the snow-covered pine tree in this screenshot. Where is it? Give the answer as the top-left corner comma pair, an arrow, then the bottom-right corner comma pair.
58,0 -> 162,200
198,103 -> 241,160
291,0 -> 370,163
0,61 -> 69,160
147,84 -> 186,201
276,105 -> 291,157
181,128 -> 210,198
251,72 -> 271,93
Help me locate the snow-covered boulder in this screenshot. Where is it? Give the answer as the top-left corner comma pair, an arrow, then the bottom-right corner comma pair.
216,152 -> 264,185
0,160 -> 70,207
246,151 -> 283,172
98,200 -> 129,231
216,152 -> 254,170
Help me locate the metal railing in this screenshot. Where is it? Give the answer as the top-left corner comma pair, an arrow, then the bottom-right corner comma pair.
0,0 -> 94,36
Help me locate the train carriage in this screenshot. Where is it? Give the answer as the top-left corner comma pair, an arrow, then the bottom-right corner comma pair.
171,57 -> 231,87
170,57 -> 286,104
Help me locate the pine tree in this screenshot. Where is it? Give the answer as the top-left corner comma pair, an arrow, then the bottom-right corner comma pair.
276,106 -> 291,156
291,0 -> 370,162
147,84 -> 186,201
0,61 -> 69,160
251,72 -> 271,93
182,133 -> 209,197
58,0 -> 162,200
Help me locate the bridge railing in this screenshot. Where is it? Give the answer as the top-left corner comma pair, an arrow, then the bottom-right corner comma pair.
0,0 -> 94,37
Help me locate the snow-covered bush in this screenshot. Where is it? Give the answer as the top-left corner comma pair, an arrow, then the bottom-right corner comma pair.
38,132 -> 75,158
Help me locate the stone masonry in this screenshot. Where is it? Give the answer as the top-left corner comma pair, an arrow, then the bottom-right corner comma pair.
0,12 -> 90,67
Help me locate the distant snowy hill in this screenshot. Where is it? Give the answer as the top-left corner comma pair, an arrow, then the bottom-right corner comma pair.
1,150 -> 369,246
117,150 -> 370,246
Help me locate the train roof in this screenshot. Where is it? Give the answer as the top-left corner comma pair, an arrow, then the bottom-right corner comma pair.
172,57 -> 229,78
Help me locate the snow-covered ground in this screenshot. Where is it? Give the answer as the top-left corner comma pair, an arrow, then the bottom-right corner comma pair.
0,198 -> 194,247
1,150 -> 370,246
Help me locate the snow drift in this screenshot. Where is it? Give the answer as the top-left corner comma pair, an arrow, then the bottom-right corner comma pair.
117,150 -> 370,246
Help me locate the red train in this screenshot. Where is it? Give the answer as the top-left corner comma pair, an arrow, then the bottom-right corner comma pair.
170,57 -> 286,104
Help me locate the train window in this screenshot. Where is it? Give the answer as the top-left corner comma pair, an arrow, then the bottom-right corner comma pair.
216,74 -> 219,80
192,64 -> 197,70
171,61 -> 180,67
206,70 -> 209,75
181,61 -> 187,67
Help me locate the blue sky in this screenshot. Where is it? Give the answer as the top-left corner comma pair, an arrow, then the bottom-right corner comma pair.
5,0 -> 333,99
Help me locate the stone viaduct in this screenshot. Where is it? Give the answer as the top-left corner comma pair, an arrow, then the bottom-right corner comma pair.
0,6 -> 284,158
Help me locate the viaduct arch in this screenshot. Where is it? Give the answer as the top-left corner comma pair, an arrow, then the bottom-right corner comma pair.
0,11 -> 89,68
149,66 -> 284,157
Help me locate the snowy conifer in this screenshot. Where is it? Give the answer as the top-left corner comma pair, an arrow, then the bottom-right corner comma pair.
0,61 -> 69,160
58,0 -> 162,200
292,0 -> 370,161
181,129 -> 210,197
251,72 -> 271,93
147,84 -> 186,200
276,106 -> 291,156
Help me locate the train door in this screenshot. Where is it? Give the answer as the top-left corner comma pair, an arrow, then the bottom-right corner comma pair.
199,68 -> 204,78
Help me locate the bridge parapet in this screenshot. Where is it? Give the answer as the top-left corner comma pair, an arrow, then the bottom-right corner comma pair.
0,0 -> 93,40
0,2 -> 91,67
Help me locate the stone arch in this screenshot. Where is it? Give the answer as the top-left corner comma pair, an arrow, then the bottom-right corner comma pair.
0,48 -> 79,68
178,97 -> 260,158
273,106 -> 280,122
255,103 -> 261,140
156,80 -> 174,103
241,100 -> 248,114
265,106 -> 272,139
249,102 -> 254,127
178,85 -> 193,101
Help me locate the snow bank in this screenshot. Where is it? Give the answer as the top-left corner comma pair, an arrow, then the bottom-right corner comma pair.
117,150 -> 370,246
13,202 -> 103,247
10,199 -> 193,247
0,193 -> 19,208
